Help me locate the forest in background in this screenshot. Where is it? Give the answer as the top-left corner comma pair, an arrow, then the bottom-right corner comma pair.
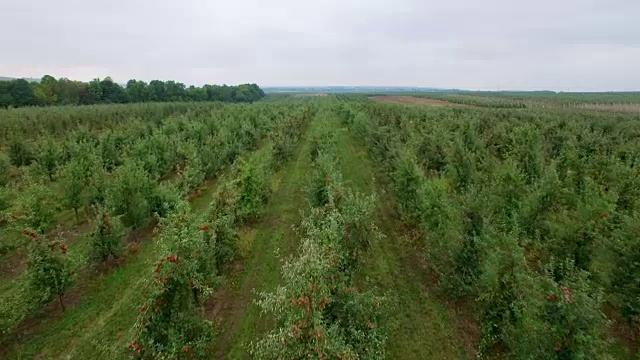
0,76 -> 265,108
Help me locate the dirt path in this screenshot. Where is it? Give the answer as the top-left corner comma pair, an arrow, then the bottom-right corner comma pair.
207,121 -> 314,359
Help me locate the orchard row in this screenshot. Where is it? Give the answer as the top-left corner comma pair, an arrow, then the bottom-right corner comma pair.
252,109 -> 388,359
0,100 -> 312,348
343,101 -> 640,358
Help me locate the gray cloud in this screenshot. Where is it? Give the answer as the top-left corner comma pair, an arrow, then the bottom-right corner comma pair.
1,0 -> 639,90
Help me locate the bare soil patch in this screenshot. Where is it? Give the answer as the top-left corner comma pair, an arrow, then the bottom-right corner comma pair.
294,93 -> 328,97
369,96 -> 454,106
0,247 -> 27,279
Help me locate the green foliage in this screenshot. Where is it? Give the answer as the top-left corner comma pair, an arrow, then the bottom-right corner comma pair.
271,111 -> 309,168
308,152 -> 340,208
0,75 -> 266,109
352,101 -> 630,356
89,212 -> 125,264
58,159 -> 86,222
9,140 -> 34,167
337,189 -> 380,270
37,139 -> 62,180
98,130 -> 123,171
205,195 -> 239,272
0,152 -> 9,186
392,154 -> 425,225
349,112 -> 370,140
149,183 -> 184,220
34,75 -> 58,105
309,115 -> 337,163
482,258 -> 609,359
0,98 -> 314,355
86,165 -> 108,209
0,186 -> 9,212
8,79 -> 37,107
253,199 -> 387,360
24,231 -> 73,310
7,95 -> 640,357
476,230 -> 528,355
20,182 -> 57,233
511,124 -> 544,184
129,203 -> 217,359
254,126 -> 387,359
177,145 -> 205,195
106,161 -> 154,228
610,218 -> 640,327
232,156 -> 271,223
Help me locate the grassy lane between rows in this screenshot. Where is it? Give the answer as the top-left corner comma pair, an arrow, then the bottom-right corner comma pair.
0,141 -> 280,359
331,115 -> 472,359
210,116 -> 316,359
3,105 -> 471,359
212,109 -> 470,359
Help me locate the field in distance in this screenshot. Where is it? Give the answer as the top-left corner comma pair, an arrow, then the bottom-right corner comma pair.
369,95 -> 454,106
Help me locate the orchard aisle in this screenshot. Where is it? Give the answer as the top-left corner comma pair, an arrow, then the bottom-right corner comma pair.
210,116 -> 317,359
333,115 -> 471,359
3,104 -> 470,360
216,110 -> 470,359
0,138 -> 282,360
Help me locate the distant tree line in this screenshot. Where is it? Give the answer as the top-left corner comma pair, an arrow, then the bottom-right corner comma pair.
0,75 -> 265,108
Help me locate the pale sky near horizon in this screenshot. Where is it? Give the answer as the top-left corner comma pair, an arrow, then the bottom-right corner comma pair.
1,0 -> 639,91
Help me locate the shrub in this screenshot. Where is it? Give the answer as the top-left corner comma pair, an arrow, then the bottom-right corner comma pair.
501,260 -> 609,359
58,159 -> 86,223
271,127 -> 299,169
86,165 -> 108,210
205,196 -> 239,272
392,154 -> 425,225
610,221 -> 640,327
106,161 -> 154,228
9,140 -> 34,167
308,152 -> 339,208
233,156 -> 270,223
20,182 -> 57,233
0,152 -> 10,186
149,183 -> 183,220
24,231 -> 73,311
252,208 -> 386,360
254,143 -> 387,359
89,212 -> 124,264
0,186 -> 9,212
99,131 -> 123,171
129,204 -> 216,359
177,150 -> 205,195
337,189 -> 380,270
37,139 -> 62,181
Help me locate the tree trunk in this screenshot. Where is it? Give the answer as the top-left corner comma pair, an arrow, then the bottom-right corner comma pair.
192,288 -> 200,306
59,293 -> 65,312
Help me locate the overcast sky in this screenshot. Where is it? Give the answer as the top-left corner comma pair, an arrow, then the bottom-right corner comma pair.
1,0 -> 639,91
